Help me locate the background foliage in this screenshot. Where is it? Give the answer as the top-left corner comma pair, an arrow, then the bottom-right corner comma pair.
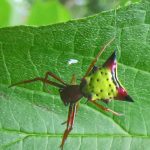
0,0 -> 141,27
0,0 -> 150,150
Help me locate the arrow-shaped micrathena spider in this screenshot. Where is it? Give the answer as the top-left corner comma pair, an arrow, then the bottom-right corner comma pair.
9,38 -> 133,149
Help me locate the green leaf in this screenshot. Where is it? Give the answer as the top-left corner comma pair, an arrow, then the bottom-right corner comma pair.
27,0 -> 71,25
0,0 -> 150,150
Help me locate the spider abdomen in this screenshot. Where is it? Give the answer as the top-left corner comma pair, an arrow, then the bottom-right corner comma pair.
81,68 -> 117,101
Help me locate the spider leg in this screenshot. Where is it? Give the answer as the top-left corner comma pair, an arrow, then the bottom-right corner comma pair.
61,101 -> 80,125
60,103 -> 77,150
43,71 -> 67,84
9,77 -> 64,89
70,74 -> 76,85
90,100 -> 123,116
83,37 -> 115,78
43,71 -> 67,92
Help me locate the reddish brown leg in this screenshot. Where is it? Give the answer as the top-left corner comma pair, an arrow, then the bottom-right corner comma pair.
83,37 -> 115,78
9,77 -> 64,89
61,101 -> 80,125
90,101 -> 123,116
70,74 -> 76,85
43,71 -> 67,92
60,103 -> 77,150
44,71 -> 67,85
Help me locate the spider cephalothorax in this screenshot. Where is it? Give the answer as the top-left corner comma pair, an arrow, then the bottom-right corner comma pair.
59,85 -> 83,106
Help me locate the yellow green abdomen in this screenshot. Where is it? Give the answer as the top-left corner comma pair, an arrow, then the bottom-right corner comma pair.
81,68 -> 117,101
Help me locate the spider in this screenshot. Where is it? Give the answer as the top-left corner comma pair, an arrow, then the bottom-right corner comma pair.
9,37 -> 133,150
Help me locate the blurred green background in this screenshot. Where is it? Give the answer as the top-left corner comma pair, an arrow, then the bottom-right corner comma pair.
0,0 -> 141,27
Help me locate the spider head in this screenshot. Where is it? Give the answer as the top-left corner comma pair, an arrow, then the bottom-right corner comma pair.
59,85 -> 83,106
